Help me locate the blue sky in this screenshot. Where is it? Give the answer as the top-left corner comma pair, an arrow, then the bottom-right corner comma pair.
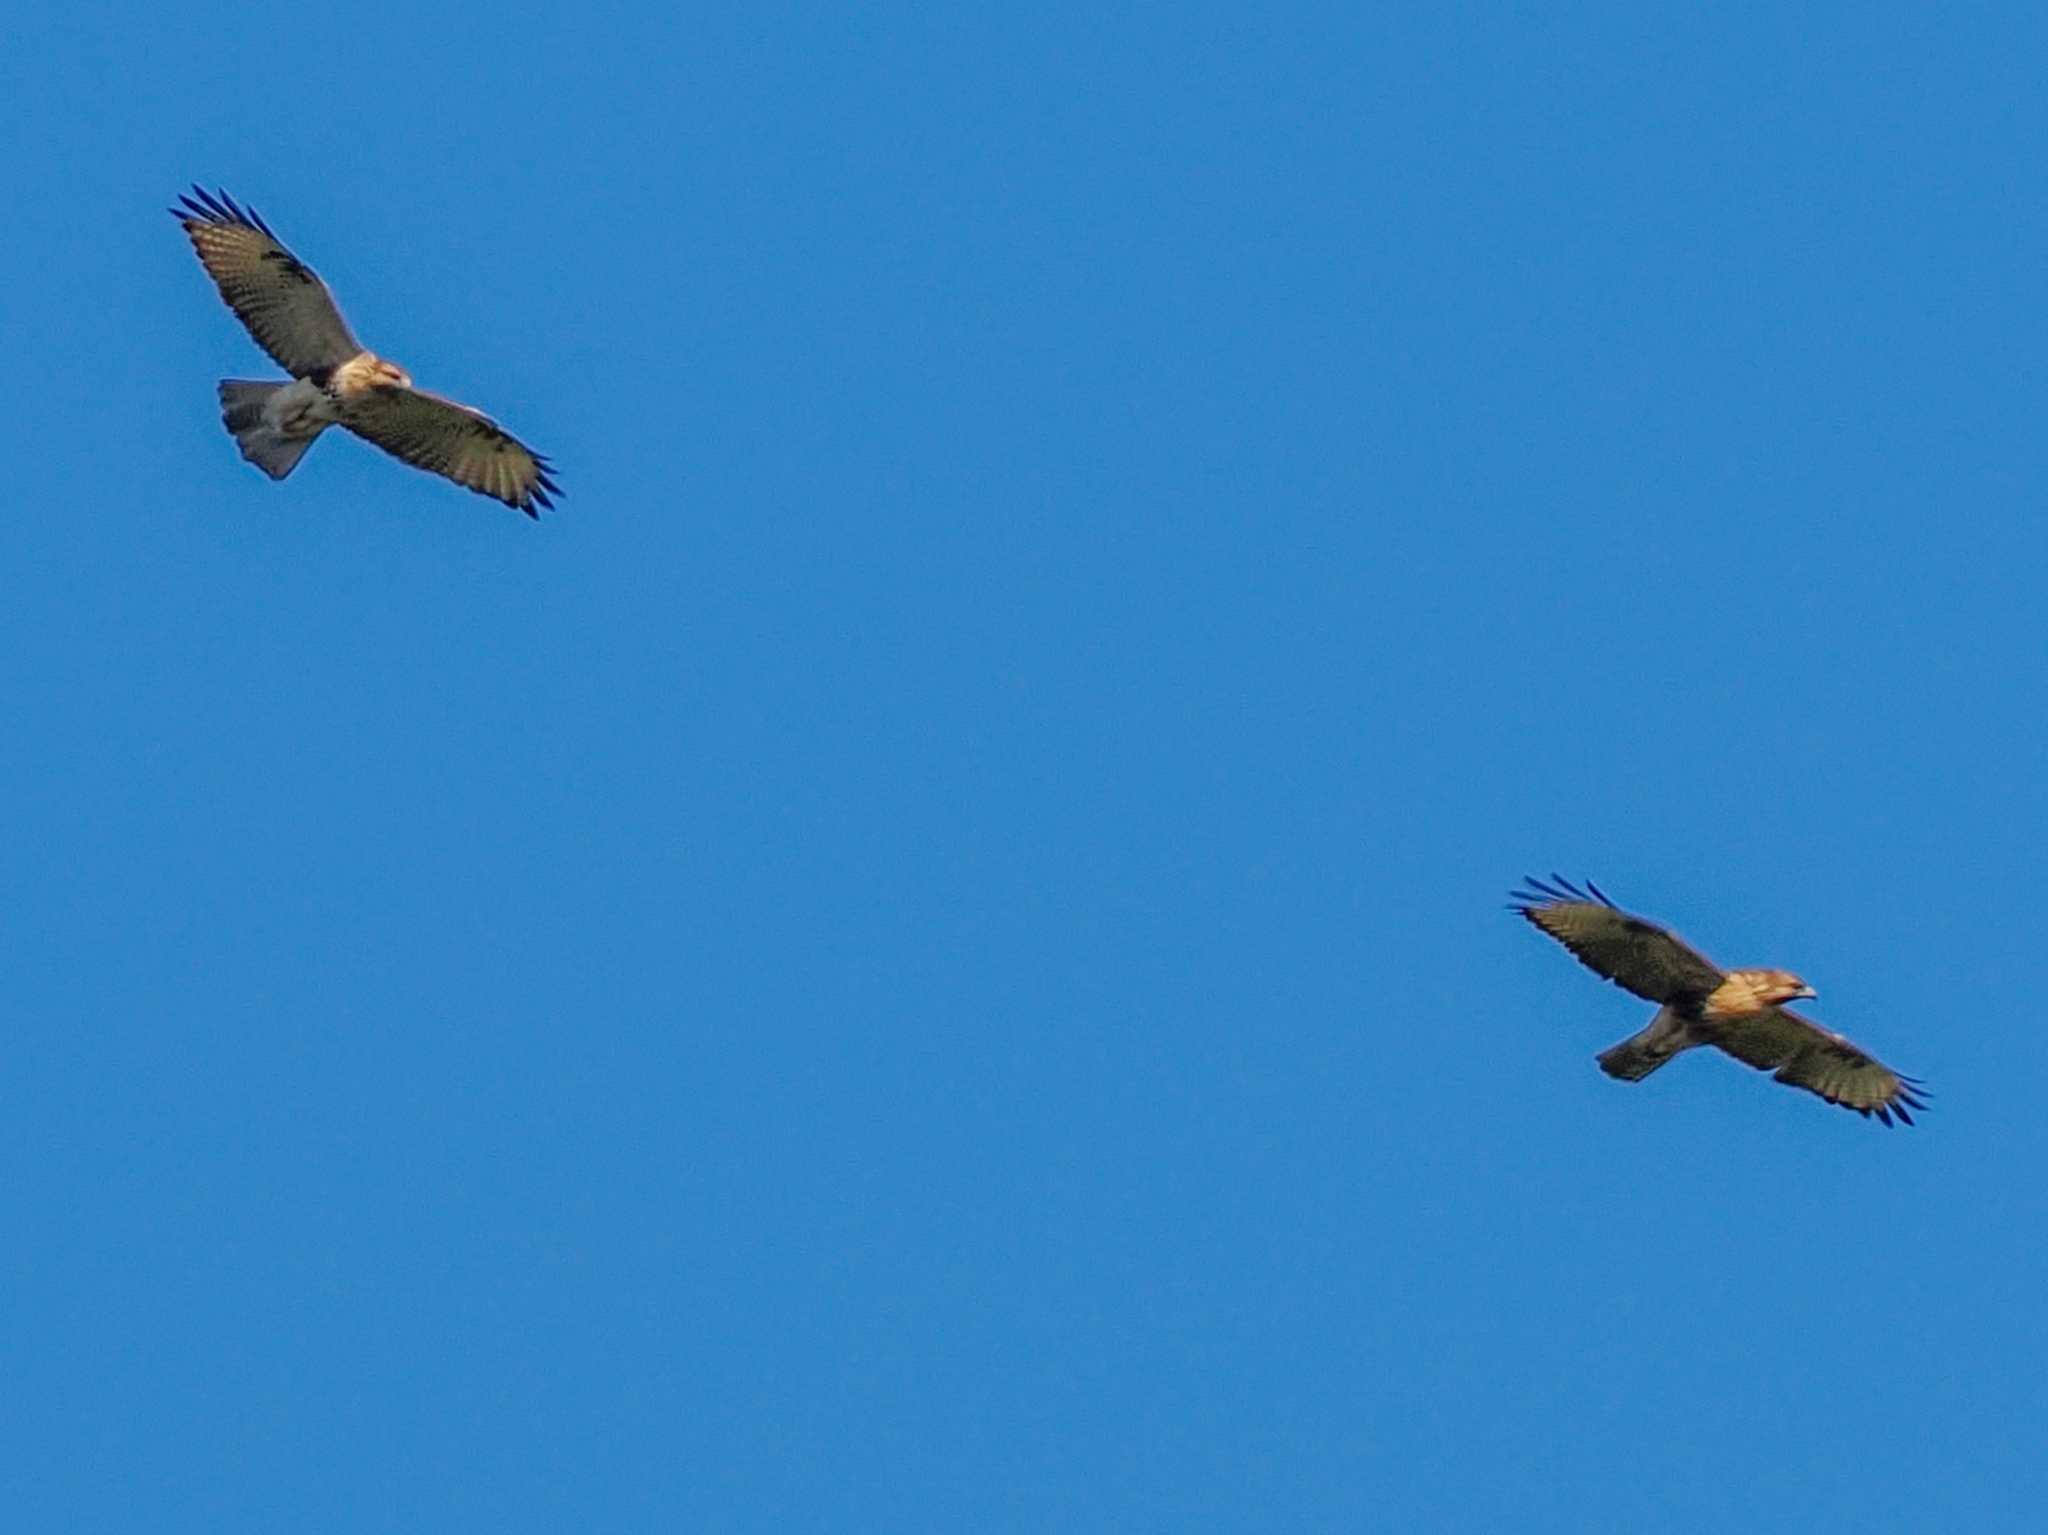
2,2 -> 2040,1527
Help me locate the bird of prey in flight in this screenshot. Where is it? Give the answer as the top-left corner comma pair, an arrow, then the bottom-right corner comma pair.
1511,875 -> 1929,1125
171,185 -> 560,517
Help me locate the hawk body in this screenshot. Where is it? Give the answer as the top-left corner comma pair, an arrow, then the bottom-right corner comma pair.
173,186 -> 560,517
1512,875 -> 1929,1125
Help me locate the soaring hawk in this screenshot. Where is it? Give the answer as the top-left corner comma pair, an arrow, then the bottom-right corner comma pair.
1512,875 -> 1929,1125
171,186 -> 560,518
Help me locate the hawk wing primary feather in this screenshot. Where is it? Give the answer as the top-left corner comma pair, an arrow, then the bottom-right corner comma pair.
1509,874 -> 1725,1005
1711,1008 -> 1931,1126
340,387 -> 562,518
170,186 -> 363,377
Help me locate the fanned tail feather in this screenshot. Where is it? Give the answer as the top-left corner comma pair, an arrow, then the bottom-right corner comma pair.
1596,1010 -> 1695,1082
217,379 -> 317,480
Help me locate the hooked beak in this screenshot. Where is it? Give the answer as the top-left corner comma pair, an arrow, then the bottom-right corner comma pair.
1795,984 -> 1818,1000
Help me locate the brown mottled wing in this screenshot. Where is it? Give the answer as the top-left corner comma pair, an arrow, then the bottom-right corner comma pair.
171,186 -> 362,376
340,387 -> 561,517
1510,874 -> 1725,1005
1712,1009 -> 1930,1126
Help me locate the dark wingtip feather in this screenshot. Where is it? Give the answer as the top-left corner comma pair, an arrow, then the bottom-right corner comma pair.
174,185 -> 271,235
179,187 -> 228,225
1510,873 -> 1610,910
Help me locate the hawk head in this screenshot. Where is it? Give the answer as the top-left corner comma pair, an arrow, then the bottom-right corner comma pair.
1733,968 -> 1817,1006
369,358 -> 412,389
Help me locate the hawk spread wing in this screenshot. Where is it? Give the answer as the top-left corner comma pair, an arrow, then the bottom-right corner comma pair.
172,186 -> 362,377
1510,874 -> 1725,1004
1712,1008 -> 1930,1126
340,387 -> 561,518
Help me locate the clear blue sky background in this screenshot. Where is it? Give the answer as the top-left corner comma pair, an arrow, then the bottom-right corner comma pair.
2,3 -> 2039,1528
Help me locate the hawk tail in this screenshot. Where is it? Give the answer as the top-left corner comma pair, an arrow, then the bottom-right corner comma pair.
1596,1009 -> 1695,1082
218,380 -> 318,481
